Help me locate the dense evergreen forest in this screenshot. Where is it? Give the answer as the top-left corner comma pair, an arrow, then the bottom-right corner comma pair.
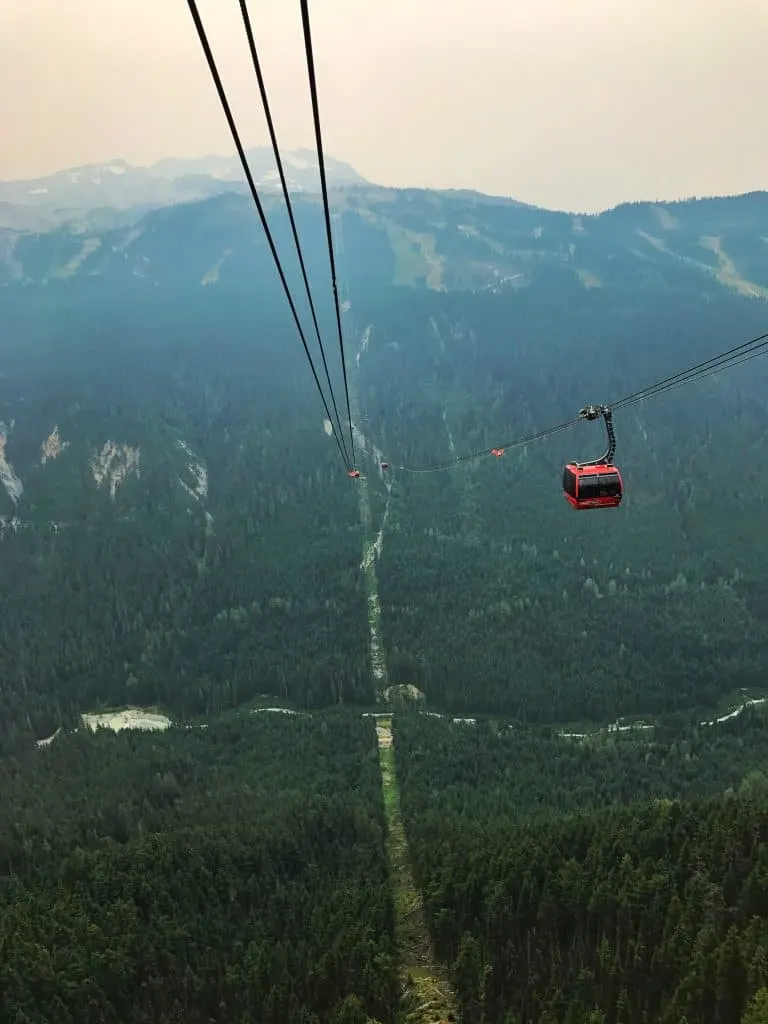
0,185 -> 767,750
0,278 -> 371,754
0,713 -> 397,1022
394,708 -> 768,1022
5,702 -> 768,1021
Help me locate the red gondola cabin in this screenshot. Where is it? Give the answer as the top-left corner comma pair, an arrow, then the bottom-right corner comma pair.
562,463 -> 623,510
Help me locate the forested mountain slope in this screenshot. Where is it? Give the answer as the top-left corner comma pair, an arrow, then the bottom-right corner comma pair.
394,709 -> 768,1023
0,186 -> 767,750
2,186 -> 768,293
0,713 -> 396,1023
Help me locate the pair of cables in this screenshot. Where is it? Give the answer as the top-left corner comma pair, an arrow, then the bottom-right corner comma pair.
187,0 -> 355,472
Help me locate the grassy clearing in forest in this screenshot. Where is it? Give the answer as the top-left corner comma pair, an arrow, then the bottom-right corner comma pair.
376,718 -> 457,1024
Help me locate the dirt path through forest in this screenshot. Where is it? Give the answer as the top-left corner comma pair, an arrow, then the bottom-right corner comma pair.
376,717 -> 458,1024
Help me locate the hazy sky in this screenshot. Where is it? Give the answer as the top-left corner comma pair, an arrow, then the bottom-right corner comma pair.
1,0 -> 765,212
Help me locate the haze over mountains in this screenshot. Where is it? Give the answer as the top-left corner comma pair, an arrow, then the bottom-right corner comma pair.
0,147 -> 369,231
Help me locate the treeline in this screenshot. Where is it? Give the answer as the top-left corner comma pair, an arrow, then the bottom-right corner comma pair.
0,714 -> 396,1023
394,709 -> 768,1021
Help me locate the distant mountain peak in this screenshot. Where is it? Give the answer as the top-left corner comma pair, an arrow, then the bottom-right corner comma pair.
0,148 -> 370,230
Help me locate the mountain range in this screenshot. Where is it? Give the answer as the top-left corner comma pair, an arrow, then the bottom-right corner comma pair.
0,147 -> 369,231
2,179 -> 767,297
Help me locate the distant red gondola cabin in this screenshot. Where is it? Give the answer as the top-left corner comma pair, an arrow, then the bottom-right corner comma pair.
562,463 -> 623,510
